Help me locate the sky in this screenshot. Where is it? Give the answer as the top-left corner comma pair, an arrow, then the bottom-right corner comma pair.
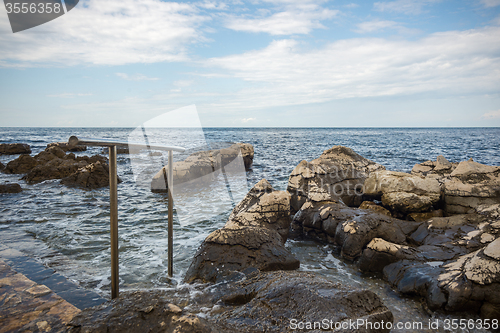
0,0 -> 499,127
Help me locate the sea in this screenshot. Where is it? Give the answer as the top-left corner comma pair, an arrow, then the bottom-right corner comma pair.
1,127 -> 499,332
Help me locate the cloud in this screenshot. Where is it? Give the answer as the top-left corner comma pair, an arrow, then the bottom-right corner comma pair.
374,0 -> 439,15
47,93 -> 93,98
241,117 -> 256,123
225,5 -> 338,35
480,0 -> 500,7
116,73 -> 159,81
482,110 -> 500,119
355,20 -> 398,33
202,26 -> 500,110
0,0 -> 209,67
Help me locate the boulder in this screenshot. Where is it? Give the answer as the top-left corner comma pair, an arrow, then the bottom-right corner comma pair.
47,142 -> 87,152
0,183 -> 22,193
212,270 -> 393,333
287,146 -> 385,213
235,143 -> 254,170
151,143 -> 254,192
291,200 -> 417,261
225,179 -> 291,242
411,155 -> 458,179
384,241 -> 500,319
183,226 -> 299,283
358,238 -> 421,272
364,170 -> 441,214
3,154 -> 39,174
443,160 -> 500,214
67,290 -> 214,333
359,201 -> 392,217
0,143 -> 31,155
61,161 -> 122,189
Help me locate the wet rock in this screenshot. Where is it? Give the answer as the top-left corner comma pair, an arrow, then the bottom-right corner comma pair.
151,143 -> 254,192
287,146 -> 385,213
364,170 -> 441,214
47,142 -> 87,152
0,143 -> 31,155
0,183 -> 22,193
407,209 -> 443,222
0,161 -> 4,171
225,179 -> 291,242
3,154 -> 39,174
184,226 -> 299,283
358,238 -> 421,272
291,200 -> 417,261
67,290 -> 214,333
212,270 -> 393,333
359,201 -> 392,217
443,160 -> 500,214
61,161 -> 122,189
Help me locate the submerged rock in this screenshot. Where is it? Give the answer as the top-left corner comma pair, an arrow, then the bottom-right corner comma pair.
67,290 -> 214,333
0,143 -> 31,155
287,146 -> 385,213
151,143 -> 254,192
0,183 -> 22,193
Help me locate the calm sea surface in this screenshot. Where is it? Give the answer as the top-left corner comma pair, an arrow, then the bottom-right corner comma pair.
1,127 -> 499,332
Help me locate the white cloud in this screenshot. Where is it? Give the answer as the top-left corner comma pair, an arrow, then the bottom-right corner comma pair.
355,19 -> 398,33
480,0 -> 500,7
482,110 -> 500,119
0,0 -> 208,67
374,0 -> 440,14
202,27 -> 500,110
225,5 -> 338,35
241,117 -> 256,123
116,73 -> 159,81
47,93 -> 93,98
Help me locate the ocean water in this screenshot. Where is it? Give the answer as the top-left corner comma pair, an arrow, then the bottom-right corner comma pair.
1,127 -> 499,332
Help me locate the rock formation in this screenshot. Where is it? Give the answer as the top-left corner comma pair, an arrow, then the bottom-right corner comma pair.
287,146 -> 385,213
184,179 -> 298,283
0,183 -> 22,193
0,143 -> 31,155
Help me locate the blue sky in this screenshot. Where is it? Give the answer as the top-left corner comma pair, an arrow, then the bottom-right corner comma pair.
0,0 -> 499,127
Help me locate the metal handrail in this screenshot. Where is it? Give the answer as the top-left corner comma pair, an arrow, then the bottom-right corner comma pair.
68,136 -> 184,299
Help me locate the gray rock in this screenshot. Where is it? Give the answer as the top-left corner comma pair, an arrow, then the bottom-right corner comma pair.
287,146 -> 385,213
0,143 -> 31,155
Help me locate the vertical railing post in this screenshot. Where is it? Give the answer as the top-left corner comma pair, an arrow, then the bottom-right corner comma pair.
168,150 -> 174,277
109,145 -> 119,299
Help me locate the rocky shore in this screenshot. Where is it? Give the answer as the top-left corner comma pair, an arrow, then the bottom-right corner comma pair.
2,141 -> 499,332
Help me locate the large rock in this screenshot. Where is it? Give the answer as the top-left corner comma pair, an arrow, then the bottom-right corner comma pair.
291,200 -> 417,261
225,179 -> 291,242
47,142 -> 87,152
0,143 -> 31,155
151,143 -> 254,192
287,146 -> 385,213
185,179 -> 298,283
443,160 -> 500,214
384,241 -> 500,319
0,183 -> 22,193
61,161 -> 122,189
364,170 -> 441,214
3,154 -> 39,174
184,226 -> 299,283
411,155 -> 458,179
212,270 -> 393,333
67,290 -> 214,333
